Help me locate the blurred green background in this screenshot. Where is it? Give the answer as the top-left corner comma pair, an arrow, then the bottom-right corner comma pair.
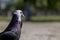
0,0 -> 60,22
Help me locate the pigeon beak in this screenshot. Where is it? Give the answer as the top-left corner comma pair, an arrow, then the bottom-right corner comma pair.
21,13 -> 25,17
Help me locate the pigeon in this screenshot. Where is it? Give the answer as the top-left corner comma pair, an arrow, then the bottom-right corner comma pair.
0,10 -> 24,40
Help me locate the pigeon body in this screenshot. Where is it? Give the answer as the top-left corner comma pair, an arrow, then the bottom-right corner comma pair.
0,10 -> 24,40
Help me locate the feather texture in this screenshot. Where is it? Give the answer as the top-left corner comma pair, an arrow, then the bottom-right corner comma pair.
0,10 -> 23,40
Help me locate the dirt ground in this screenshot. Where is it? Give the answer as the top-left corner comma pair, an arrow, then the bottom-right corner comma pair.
0,21 -> 60,40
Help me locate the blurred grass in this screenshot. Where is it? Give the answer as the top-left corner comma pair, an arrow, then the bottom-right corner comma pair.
0,16 -> 60,22
0,16 -> 11,21
31,16 -> 60,22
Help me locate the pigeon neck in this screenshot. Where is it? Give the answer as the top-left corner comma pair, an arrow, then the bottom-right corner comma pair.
3,14 -> 22,32
18,15 -> 21,21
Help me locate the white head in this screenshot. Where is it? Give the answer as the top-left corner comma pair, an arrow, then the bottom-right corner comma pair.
14,10 -> 24,21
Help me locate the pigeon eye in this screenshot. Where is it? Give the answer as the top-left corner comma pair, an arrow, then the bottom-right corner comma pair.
20,12 -> 23,14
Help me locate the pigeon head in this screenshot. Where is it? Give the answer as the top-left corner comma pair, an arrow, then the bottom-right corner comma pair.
14,10 -> 24,17
13,10 -> 24,21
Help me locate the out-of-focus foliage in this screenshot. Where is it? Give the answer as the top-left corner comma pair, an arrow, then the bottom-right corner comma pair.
35,0 -> 48,9
25,0 -> 60,10
15,0 -> 23,10
1,0 -> 60,11
47,0 -> 60,10
1,0 -> 23,11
